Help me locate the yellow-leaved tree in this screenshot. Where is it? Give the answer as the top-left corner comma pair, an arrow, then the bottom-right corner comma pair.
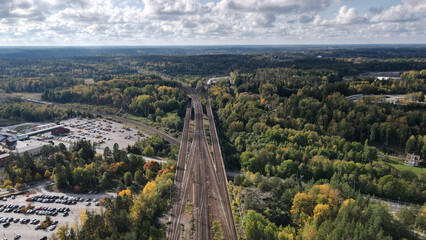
118,189 -> 132,198
313,204 -> 331,223
79,210 -> 87,226
291,184 -> 342,227
142,181 -> 157,196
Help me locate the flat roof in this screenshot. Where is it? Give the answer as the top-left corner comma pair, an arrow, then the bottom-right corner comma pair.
14,140 -> 52,153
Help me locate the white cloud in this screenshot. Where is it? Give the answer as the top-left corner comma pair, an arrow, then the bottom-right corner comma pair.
370,0 -> 426,23
402,0 -> 426,13
370,4 -> 416,23
245,13 -> 276,27
218,0 -> 333,14
142,0 -> 210,19
319,6 -> 367,25
0,0 -> 423,45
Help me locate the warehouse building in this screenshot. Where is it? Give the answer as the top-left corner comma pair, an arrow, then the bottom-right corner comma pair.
51,127 -> 70,135
12,140 -> 53,156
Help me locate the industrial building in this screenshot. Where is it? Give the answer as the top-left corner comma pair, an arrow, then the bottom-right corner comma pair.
6,135 -> 29,148
0,148 -> 10,166
51,127 -> 70,135
12,139 -> 53,156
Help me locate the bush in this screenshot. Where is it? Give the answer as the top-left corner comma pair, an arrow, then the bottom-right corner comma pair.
258,180 -> 271,192
397,207 -> 417,227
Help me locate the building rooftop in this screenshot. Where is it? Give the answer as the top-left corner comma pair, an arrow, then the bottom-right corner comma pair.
13,140 -> 52,154
406,153 -> 420,160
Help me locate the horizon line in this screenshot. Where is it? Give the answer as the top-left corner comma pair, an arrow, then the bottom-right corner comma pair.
0,43 -> 425,48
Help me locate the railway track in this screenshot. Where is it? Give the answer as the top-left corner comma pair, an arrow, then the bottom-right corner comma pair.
169,90 -> 237,240
206,100 -> 239,239
169,103 -> 192,238
174,104 -> 192,188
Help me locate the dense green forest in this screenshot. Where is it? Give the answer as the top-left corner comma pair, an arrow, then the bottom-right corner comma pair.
0,97 -> 95,126
3,136 -> 176,192
207,67 -> 425,239
41,78 -> 187,132
0,47 -> 425,239
0,47 -> 425,93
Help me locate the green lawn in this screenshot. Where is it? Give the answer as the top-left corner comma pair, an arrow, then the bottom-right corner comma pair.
123,114 -> 177,133
382,156 -> 426,177
0,118 -> 22,127
13,124 -> 34,132
4,92 -> 43,100
388,163 -> 426,177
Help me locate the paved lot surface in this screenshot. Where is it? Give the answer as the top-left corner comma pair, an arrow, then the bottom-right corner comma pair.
42,118 -> 147,153
0,184 -> 113,240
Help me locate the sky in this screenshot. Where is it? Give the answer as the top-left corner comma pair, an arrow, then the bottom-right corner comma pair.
0,0 -> 424,46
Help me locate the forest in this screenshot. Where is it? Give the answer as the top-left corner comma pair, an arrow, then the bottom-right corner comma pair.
0,47 -> 425,239
207,67 -> 425,239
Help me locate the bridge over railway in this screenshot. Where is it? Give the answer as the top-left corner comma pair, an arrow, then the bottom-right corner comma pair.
168,89 -> 238,240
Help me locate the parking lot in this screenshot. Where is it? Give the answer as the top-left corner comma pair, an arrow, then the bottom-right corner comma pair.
0,185 -> 112,240
44,118 -> 148,153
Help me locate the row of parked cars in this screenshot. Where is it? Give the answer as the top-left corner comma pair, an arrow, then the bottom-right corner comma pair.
0,204 -> 70,217
1,233 -> 21,240
0,216 -> 58,228
4,235 -> 48,240
33,206 -> 70,217
27,194 -> 101,207
26,194 -> 98,205
0,204 -> 21,213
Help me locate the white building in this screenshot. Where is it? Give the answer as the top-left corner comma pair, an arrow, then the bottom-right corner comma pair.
405,153 -> 420,167
207,76 -> 231,85
12,140 -> 53,156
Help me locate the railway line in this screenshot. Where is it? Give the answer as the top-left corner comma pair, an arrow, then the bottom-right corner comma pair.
168,90 -> 237,240
206,100 -> 238,239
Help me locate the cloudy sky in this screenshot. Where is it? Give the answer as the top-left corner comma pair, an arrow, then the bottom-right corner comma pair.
0,0 -> 424,45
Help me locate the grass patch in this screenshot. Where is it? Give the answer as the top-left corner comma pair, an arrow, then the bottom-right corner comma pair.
388,163 -> 426,177
184,202 -> 192,214
382,156 -> 426,177
0,118 -> 22,127
13,124 -> 34,132
3,92 -> 43,100
122,113 -> 181,138
84,78 -> 95,85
